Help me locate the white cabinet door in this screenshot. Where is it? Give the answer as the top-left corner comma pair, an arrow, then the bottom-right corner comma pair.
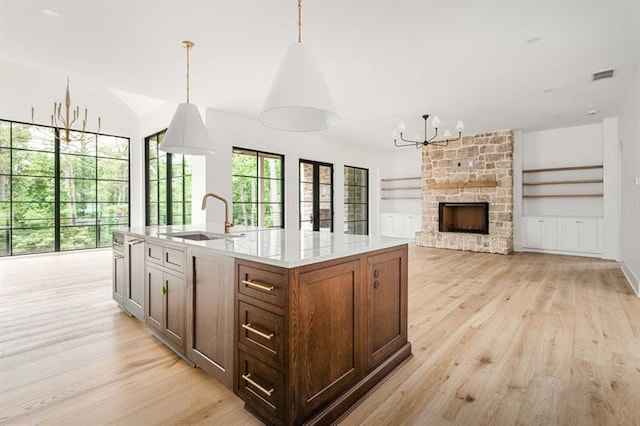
380,213 -> 394,237
523,217 -> 558,249
559,218 -> 599,253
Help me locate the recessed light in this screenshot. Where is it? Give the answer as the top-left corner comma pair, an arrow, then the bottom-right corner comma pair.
543,87 -> 555,93
42,8 -> 60,18
588,110 -> 599,115
525,37 -> 541,45
587,104 -> 599,109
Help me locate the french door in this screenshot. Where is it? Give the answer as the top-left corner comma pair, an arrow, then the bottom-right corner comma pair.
299,160 -> 333,231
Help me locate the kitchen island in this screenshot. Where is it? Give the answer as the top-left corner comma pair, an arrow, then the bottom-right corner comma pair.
113,225 -> 411,426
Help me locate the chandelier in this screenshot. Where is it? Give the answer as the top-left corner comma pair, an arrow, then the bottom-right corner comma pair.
31,78 -> 101,143
393,114 -> 464,149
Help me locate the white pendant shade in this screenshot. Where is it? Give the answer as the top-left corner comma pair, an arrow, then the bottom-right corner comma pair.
259,43 -> 340,132
160,103 -> 214,155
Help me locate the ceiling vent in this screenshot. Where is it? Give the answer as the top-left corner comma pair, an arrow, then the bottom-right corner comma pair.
592,69 -> 614,81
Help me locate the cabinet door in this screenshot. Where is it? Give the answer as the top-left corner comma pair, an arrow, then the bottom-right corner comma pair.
294,259 -> 363,420
367,247 -> 408,369
146,265 -> 164,334
164,271 -> 186,351
380,213 -> 393,237
125,238 -> 145,319
113,253 -> 125,306
559,219 -> 581,252
524,217 -> 558,249
187,249 -> 234,389
579,219 -> 599,253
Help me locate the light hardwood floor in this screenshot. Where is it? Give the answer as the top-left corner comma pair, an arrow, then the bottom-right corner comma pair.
1,247 -> 639,425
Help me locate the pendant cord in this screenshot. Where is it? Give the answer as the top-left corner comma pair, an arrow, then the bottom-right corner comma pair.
185,42 -> 191,103
297,0 -> 302,43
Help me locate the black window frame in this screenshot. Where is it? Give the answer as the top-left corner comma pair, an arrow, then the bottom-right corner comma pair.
299,159 -> 334,232
0,119 -> 130,256
144,130 -> 192,227
231,147 -> 285,229
344,165 -> 369,235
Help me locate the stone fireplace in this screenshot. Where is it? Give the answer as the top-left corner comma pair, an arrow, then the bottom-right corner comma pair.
416,130 -> 513,254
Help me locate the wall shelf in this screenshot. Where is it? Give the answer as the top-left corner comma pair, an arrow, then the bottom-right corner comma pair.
523,194 -> 603,198
381,176 -> 421,182
381,186 -> 421,191
522,165 -> 603,199
381,197 -> 422,200
523,165 -> 603,173
523,179 -> 603,186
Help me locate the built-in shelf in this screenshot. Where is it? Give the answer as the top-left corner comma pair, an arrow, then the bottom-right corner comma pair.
522,165 -> 603,173
522,165 -> 604,199
523,194 -> 603,198
523,179 -> 603,186
381,177 -> 422,202
381,186 -> 421,191
381,176 -> 421,182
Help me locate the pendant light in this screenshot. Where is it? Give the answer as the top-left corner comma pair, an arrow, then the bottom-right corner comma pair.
259,0 -> 340,132
160,40 -> 214,155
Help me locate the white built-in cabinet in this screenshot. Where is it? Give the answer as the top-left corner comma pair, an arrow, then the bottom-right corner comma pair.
522,216 -> 602,255
380,213 -> 421,239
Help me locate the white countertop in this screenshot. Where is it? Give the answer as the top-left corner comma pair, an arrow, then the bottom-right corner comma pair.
116,224 -> 410,268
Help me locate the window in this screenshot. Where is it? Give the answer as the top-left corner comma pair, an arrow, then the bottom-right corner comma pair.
232,148 -> 284,228
145,130 -> 192,226
299,160 -> 333,232
0,119 -> 130,256
344,166 -> 368,235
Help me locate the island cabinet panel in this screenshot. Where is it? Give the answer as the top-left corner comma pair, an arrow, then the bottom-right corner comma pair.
186,247 -> 234,389
164,271 -> 186,350
293,259 -> 363,419
112,232 -> 125,307
235,245 -> 410,426
146,265 -> 164,333
144,241 -> 187,356
112,249 -> 125,306
124,236 -> 145,319
367,246 -> 408,369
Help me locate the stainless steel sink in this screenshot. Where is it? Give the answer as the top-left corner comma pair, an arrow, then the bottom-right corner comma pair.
160,231 -> 244,241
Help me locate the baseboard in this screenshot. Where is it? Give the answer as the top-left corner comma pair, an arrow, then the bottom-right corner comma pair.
621,262 -> 640,297
522,247 -> 602,259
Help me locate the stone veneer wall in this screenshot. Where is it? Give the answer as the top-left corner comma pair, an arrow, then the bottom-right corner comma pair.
415,130 -> 513,254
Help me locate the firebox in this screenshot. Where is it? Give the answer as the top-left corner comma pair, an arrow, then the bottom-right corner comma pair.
438,202 -> 489,234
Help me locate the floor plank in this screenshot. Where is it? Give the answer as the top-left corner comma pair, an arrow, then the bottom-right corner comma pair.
1,247 -> 638,425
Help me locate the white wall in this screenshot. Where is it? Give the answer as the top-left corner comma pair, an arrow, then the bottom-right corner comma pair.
522,123 -> 604,217
204,110 -> 386,234
618,65 -> 640,296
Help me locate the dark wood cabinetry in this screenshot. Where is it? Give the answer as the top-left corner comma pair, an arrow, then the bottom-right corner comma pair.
144,242 -> 187,355
186,246 -> 234,389
235,244 -> 411,426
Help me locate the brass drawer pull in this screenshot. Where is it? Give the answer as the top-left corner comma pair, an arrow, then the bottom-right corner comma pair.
242,373 -> 274,397
242,279 -> 275,292
242,323 -> 274,340
127,239 -> 145,246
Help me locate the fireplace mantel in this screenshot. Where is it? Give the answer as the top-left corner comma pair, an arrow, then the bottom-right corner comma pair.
428,181 -> 497,190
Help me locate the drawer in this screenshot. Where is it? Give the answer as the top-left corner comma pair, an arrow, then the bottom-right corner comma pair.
238,301 -> 284,365
238,263 -> 285,308
146,243 -> 164,265
237,350 -> 285,423
164,247 -> 185,273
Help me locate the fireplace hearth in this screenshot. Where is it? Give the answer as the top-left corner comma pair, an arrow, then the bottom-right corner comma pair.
438,202 -> 489,235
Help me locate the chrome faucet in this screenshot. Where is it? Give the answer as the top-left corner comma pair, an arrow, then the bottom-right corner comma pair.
201,192 -> 234,234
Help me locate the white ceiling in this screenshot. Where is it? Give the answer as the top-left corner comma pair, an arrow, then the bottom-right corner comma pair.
1,0 -> 639,149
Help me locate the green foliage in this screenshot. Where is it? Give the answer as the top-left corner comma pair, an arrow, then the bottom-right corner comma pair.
0,121 -> 129,256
